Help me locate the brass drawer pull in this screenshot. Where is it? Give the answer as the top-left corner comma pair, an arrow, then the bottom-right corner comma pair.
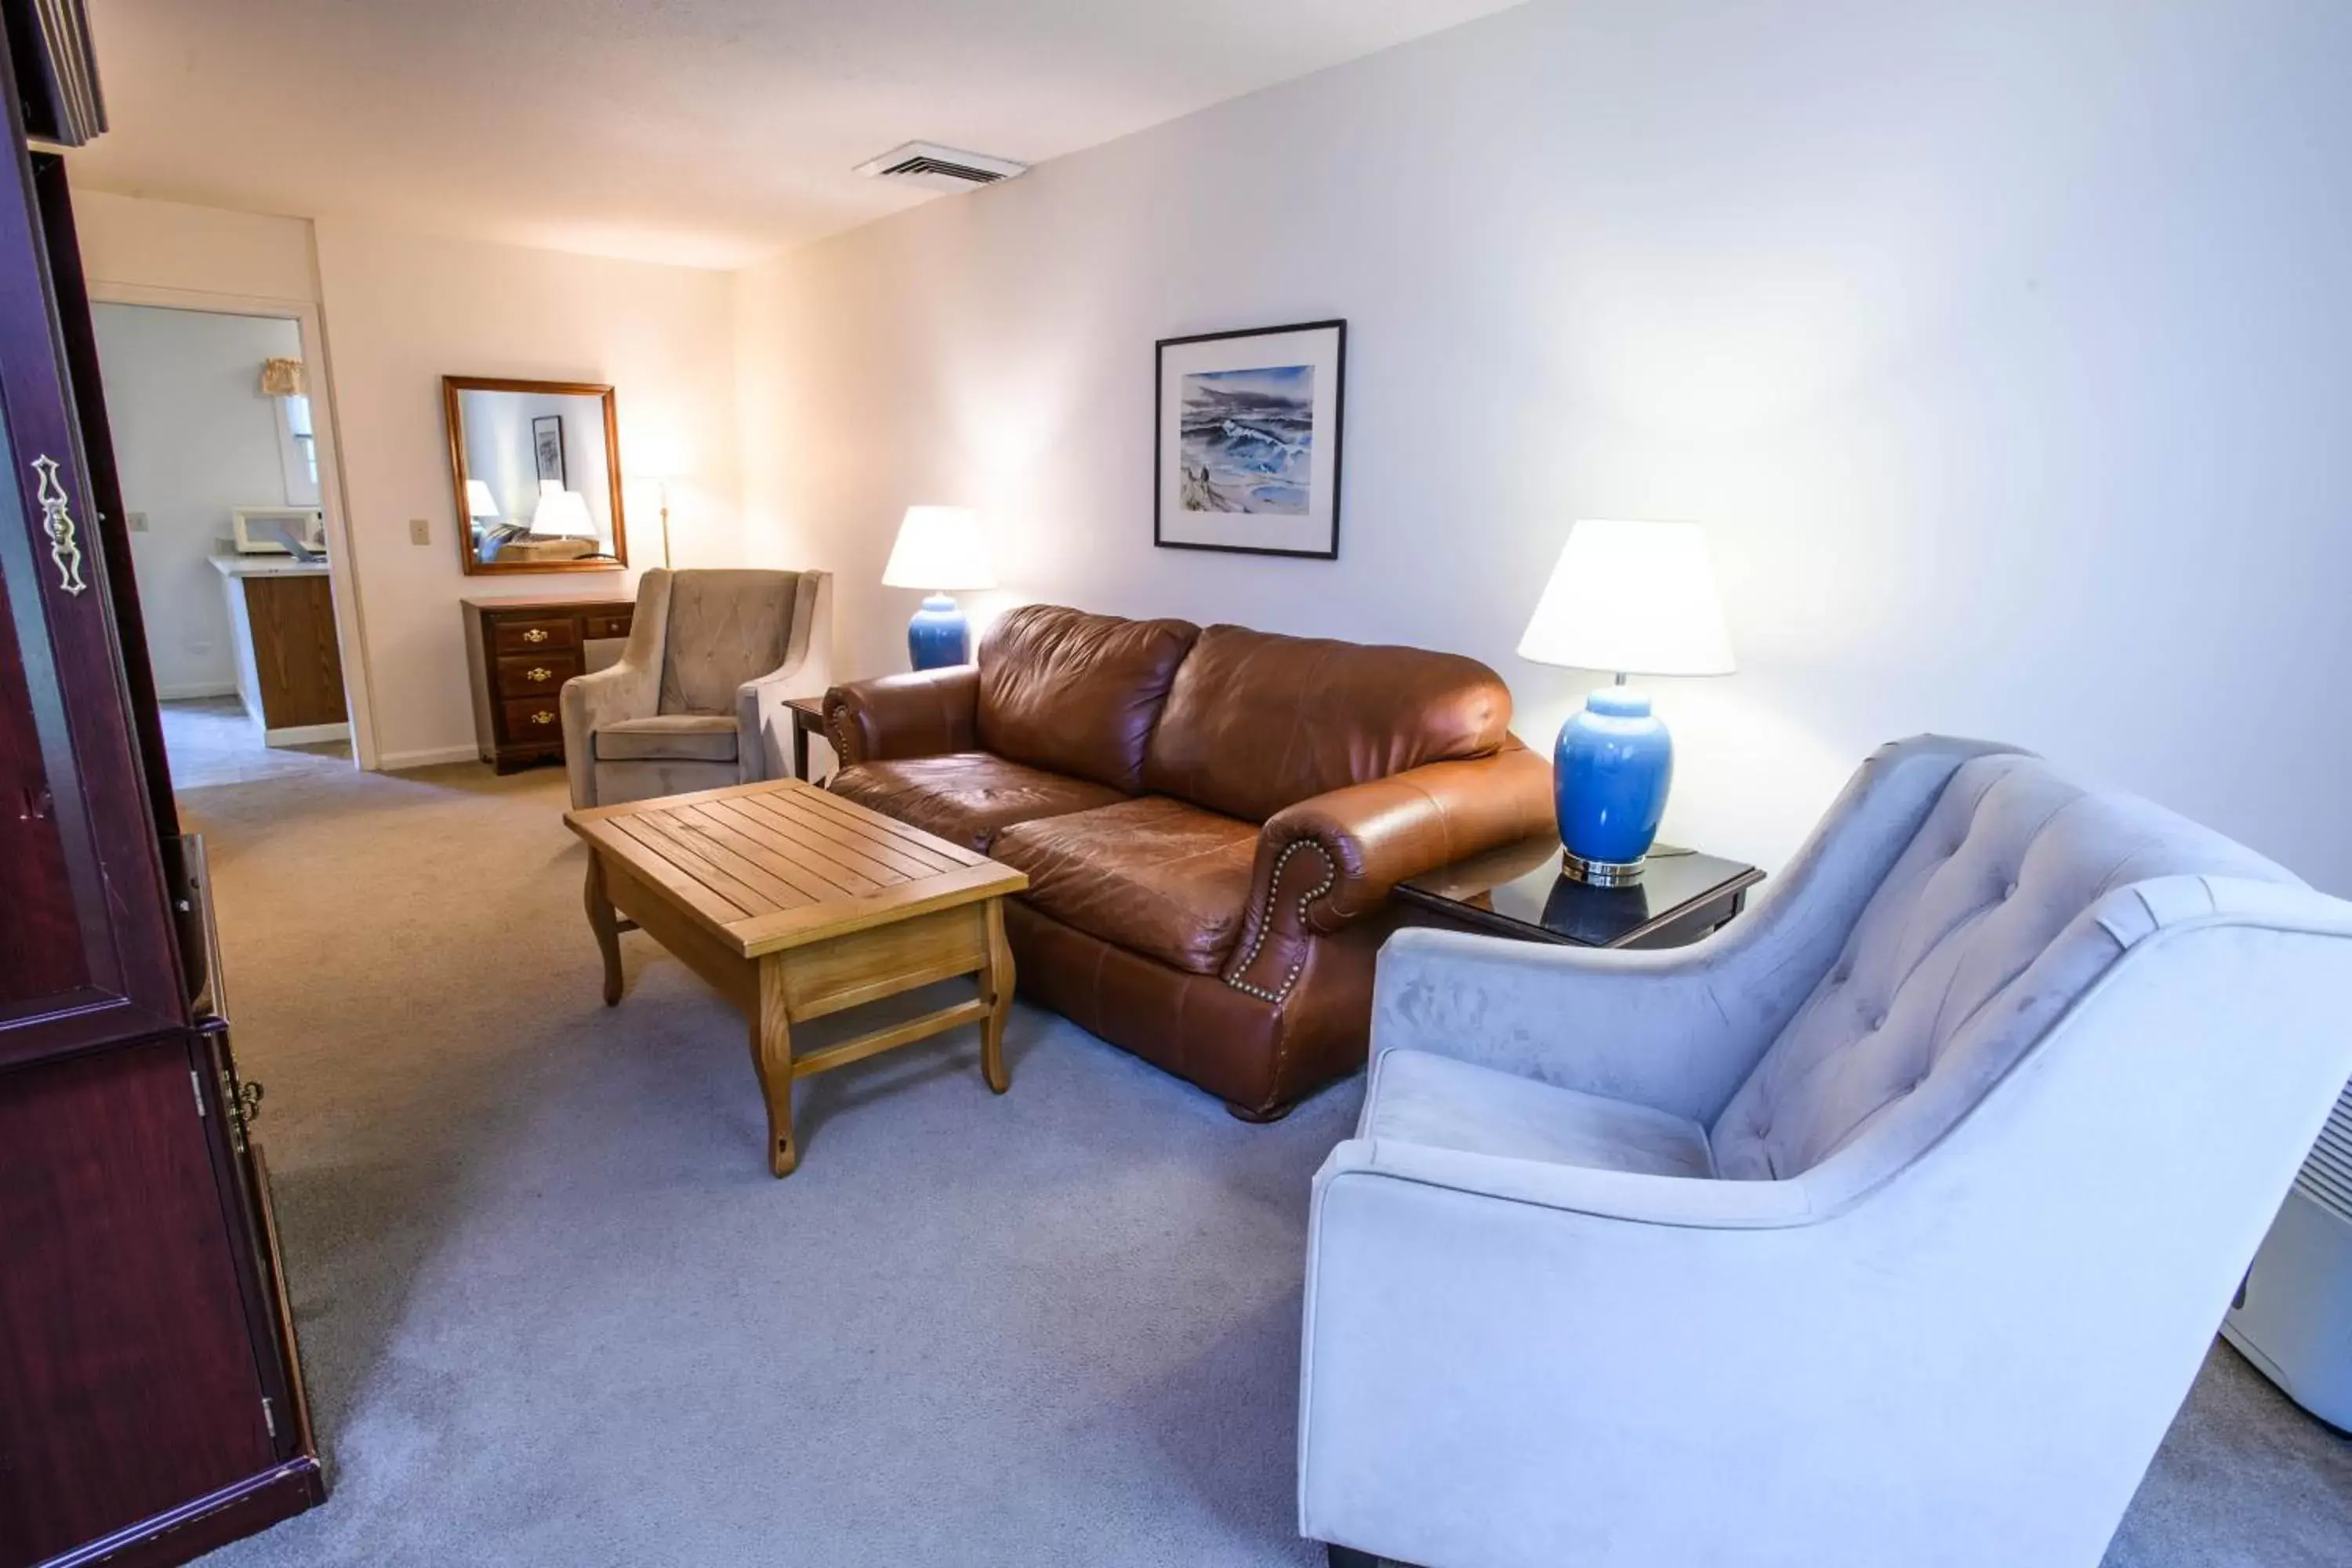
523,627 -> 550,644
527,666 -> 553,682
531,710 -> 556,726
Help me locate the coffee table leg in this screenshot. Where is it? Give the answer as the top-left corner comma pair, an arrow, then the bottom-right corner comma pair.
585,855 -> 624,1007
980,898 -> 1013,1094
753,959 -> 799,1177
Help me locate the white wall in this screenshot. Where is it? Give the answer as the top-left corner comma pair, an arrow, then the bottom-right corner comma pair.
73,188 -> 318,303
310,220 -> 740,765
89,303 -> 303,697
735,0 -> 2352,890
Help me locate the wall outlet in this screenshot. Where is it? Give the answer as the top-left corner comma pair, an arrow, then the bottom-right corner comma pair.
408,517 -> 430,546
127,510 -> 148,532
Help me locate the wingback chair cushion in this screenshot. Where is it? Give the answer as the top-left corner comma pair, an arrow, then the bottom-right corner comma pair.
1709,752 -> 2299,1181
657,569 -> 802,714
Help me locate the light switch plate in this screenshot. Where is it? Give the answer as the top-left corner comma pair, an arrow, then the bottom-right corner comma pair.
408,517 -> 430,546
127,510 -> 148,532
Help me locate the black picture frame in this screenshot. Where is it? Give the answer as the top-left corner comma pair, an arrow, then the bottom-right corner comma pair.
1154,318 -> 1345,560
532,414 -> 567,488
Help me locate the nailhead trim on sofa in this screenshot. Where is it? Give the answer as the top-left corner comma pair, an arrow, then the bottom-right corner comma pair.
1225,840 -> 1337,1004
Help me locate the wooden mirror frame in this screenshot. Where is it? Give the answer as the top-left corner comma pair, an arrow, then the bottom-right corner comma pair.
443,375 -> 627,575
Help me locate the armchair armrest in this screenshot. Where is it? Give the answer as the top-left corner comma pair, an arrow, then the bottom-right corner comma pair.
1222,740 -> 1552,1003
822,666 -> 979,765
558,651 -> 659,810
735,570 -> 833,780
1369,734 -> 2030,1123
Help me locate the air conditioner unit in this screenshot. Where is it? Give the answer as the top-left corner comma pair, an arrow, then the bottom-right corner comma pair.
2222,1077 -> 2352,1432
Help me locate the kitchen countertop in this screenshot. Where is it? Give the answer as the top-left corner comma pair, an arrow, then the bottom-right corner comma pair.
211,552 -> 329,579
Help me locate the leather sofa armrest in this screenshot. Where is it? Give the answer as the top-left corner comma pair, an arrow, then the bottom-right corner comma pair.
822,665 -> 980,764
1223,739 -> 1553,1003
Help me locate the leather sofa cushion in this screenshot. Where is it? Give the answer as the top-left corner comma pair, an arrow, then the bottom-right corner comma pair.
658,569 -> 799,715
593,713 -> 740,764
1142,624 -> 1514,823
1368,1047 -> 1716,1178
992,797 -> 1258,975
976,604 -> 1200,793
829,753 -> 1124,853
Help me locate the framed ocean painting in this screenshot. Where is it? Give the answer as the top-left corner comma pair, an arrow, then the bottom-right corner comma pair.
1155,319 -> 1345,559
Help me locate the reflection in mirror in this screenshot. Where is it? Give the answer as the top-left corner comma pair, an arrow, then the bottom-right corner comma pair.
443,376 -> 626,574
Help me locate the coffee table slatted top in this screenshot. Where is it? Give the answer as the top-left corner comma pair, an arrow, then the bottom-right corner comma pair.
565,779 -> 1026,958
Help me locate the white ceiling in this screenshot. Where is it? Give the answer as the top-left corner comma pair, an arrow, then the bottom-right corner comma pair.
67,0 -> 1525,270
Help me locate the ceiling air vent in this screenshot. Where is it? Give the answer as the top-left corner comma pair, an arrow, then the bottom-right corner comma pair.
855,142 -> 1029,194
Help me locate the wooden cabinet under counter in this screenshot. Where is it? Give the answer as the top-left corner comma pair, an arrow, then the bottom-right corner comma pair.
463,595 -> 634,774
210,555 -> 349,745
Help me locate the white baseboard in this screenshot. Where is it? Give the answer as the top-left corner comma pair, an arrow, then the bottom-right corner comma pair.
376,743 -> 483,772
263,720 -> 350,747
157,681 -> 238,701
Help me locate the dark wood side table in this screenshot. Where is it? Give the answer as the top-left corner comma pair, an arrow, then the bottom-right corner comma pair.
1395,835 -> 1762,949
785,694 -> 830,782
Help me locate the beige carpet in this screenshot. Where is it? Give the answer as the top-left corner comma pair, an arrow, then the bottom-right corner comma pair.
162,717 -> 2352,1566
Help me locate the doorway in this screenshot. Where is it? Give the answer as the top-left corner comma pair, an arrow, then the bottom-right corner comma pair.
87,299 -> 365,790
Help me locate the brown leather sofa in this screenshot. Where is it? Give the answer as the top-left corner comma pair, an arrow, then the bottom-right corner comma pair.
822,604 -> 1552,1118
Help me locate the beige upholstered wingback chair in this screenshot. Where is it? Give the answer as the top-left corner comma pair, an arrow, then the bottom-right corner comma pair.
560,568 -> 832,809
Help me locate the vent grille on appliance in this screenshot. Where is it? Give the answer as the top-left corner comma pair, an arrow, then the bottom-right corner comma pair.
855,142 -> 1029,193
2293,1078 -> 2352,1224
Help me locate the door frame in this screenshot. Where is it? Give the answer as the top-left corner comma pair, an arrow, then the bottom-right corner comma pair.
83,281 -> 380,771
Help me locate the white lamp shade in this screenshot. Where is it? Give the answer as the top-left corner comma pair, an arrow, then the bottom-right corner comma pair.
1516,519 -> 1736,677
532,488 -> 594,537
465,478 -> 499,519
882,505 -> 996,592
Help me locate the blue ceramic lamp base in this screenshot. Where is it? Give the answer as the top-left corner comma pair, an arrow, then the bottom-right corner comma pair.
1553,685 -> 1674,887
906,593 -> 971,670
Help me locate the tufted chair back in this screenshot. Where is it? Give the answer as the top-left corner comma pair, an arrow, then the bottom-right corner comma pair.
656,569 -> 804,715
1710,753 -> 2299,1181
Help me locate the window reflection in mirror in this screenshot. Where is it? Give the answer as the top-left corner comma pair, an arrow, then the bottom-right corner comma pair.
442,376 -> 626,574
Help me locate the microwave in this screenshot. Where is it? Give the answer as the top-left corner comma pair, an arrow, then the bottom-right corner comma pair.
232,506 -> 327,555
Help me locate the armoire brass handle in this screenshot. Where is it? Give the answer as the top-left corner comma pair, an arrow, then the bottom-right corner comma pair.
31,456 -> 86,595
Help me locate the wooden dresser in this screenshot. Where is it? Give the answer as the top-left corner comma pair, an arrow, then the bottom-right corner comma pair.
461,595 -> 634,773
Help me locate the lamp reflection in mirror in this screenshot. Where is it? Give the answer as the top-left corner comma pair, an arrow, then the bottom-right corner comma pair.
1516,519 -> 1735,885
533,488 -> 594,538
883,505 -> 996,669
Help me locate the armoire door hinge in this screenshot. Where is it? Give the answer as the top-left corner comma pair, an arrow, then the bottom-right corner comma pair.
262,1396 -> 277,1439
191,1069 -> 206,1116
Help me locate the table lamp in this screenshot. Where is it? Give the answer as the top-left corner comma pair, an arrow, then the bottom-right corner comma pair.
1516,519 -> 1735,886
466,478 -> 499,528
882,505 -> 996,669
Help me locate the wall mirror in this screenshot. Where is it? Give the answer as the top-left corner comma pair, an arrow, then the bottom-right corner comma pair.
444,376 -> 626,574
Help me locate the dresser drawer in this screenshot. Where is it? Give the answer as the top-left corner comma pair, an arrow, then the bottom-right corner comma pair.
490,616 -> 580,655
495,651 -> 581,699
583,610 -> 633,641
503,695 -> 565,741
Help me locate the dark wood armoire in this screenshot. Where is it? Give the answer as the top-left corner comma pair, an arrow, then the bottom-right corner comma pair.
0,7 -> 323,1566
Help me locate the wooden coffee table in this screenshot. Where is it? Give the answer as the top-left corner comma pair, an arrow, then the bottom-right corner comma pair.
565,779 -> 1027,1178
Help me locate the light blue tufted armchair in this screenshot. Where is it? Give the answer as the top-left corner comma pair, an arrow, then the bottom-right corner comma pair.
1301,736 -> 2352,1568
